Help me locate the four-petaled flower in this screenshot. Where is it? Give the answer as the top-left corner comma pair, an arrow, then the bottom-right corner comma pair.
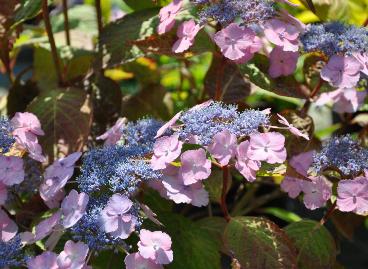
208,129 -> 237,166
179,148 -> 211,185
151,134 -> 183,170
301,176 -> 332,210
173,20 -> 201,53
61,190 -> 89,228
337,177 -> 368,215
157,0 -> 183,35
138,229 -> 173,265
268,46 -> 299,78
0,156 -> 24,186
264,19 -> 300,52
57,240 -> 89,269
100,194 -> 137,239
235,141 -> 261,182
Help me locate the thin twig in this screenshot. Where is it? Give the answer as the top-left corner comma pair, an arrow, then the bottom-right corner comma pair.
62,0 -> 71,46
42,0 -> 64,86
95,0 -> 103,37
320,201 -> 337,225
221,165 -> 231,222
301,77 -> 324,116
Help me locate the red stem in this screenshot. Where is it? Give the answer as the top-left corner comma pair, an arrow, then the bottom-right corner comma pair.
320,201 -> 337,225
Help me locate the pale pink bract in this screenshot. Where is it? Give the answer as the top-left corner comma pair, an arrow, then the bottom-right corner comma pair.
301,176 -> 332,210
172,20 -> 201,53
179,148 -> 211,185
138,229 -> 173,265
125,253 -> 163,269
337,177 -> 368,215
61,189 -> 89,228
27,251 -> 59,269
96,118 -> 126,146
0,156 -> 24,186
235,141 -> 261,182
208,129 -> 237,166
247,132 -> 287,164
268,46 -> 299,78
264,19 -> 299,52
0,209 -> 17,242
277,114 -> 309,140
157,0 -> 182,35
320,55 -> 362,88
151,134 -> 183,170
57,240 -> 89,269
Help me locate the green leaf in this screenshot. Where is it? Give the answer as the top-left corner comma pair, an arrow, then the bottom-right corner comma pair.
197,217 -> 227,252
238,54 -> 309,99
13,0 -> 42,27
262,207 -> 302,223
151,212 -> 222,269
223,216 -> 297,269
205,55 -> 250,102
204,169 -> 231,204
123,0 -> 171,10
27,87 -> 92,161
99,8 -> 159,67
285,220 -> 337,269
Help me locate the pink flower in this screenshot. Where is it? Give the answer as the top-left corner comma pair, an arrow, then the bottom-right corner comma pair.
162,166 -> 209,207
281,177 -> 303,198
138,229 -> 173,265
277,114 -> 309,140
268,46 -> 299,78
61,190 -> 89,228
27,251 -> 59,269
151,135 -> 183,170
353,52 -> 368,75
11,112 -> 44,136
235,141 -> 261,182
100,194 -> 136,239
316,88 -> 366,114
213,23 -> 257,61
0,209 -> 17,242
11,112 -> 46,162
125,253 -> 163,269
179,148 -> 211,185
247,132 -> 287,164
277,9 -> 306,33
157,0 -> 182,35
188,100 -> 213,112
57,240 -> 89,269
140,204 -> 163,226
320,55 -> 362,88
208,129 -> 237,166
337,177 -> 368,215
34,210 -> 62,242
301,176 -> 332,210
44,189 -> 65,209
264,19 -> 299,52
0,156 -> 24,186
172,20 -> 201,53
0,183 -> 7,205
97,118 -> 126,146
155,111 -> 182,139
234,36 -> 263,64
40,152 -> 82,201
289,151 -> 315,176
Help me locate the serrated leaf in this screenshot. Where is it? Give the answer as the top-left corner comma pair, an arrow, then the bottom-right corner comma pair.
197,217 -> 227,252
223,216 -> 297,269
285,220 -> 337,269
238,54 -> 310,99
152,212 -> 222,269
27,87 -> 92,161
205,55 -> 251,102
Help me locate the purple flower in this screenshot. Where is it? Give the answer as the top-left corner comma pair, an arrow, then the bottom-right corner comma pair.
0,183 -> 7,205
213,23 -> 257,60
280,177 -> 303,198
264,19 -> 300,52
208,129 -> 237,166
289,151 -> 315,176
0,156 -> 24,186
97,118 -> 126,146
337,177 -> 368,215
353,52 -> 368,75
27,251 -> 59,269
100,194 -> 136,239
234,36 -> 263,64
138,229 -> 173,265
57,240 -> 89,269
268,46 -> 299,78
157,0 -> 183,35
162,165 -> 209,207
320,55 -> 362,88
179,148 -> 211,185
301,176 -> 332,210
151,135 -> 183,170
235,141 -> 261,182
172,20 -> 201,53
40,152 -> 82,201
247,132 -> 287,164
125,253 -> 163,269
0,209 -> 17,242
61,190 -> 89,228
316,88 -> 366,114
